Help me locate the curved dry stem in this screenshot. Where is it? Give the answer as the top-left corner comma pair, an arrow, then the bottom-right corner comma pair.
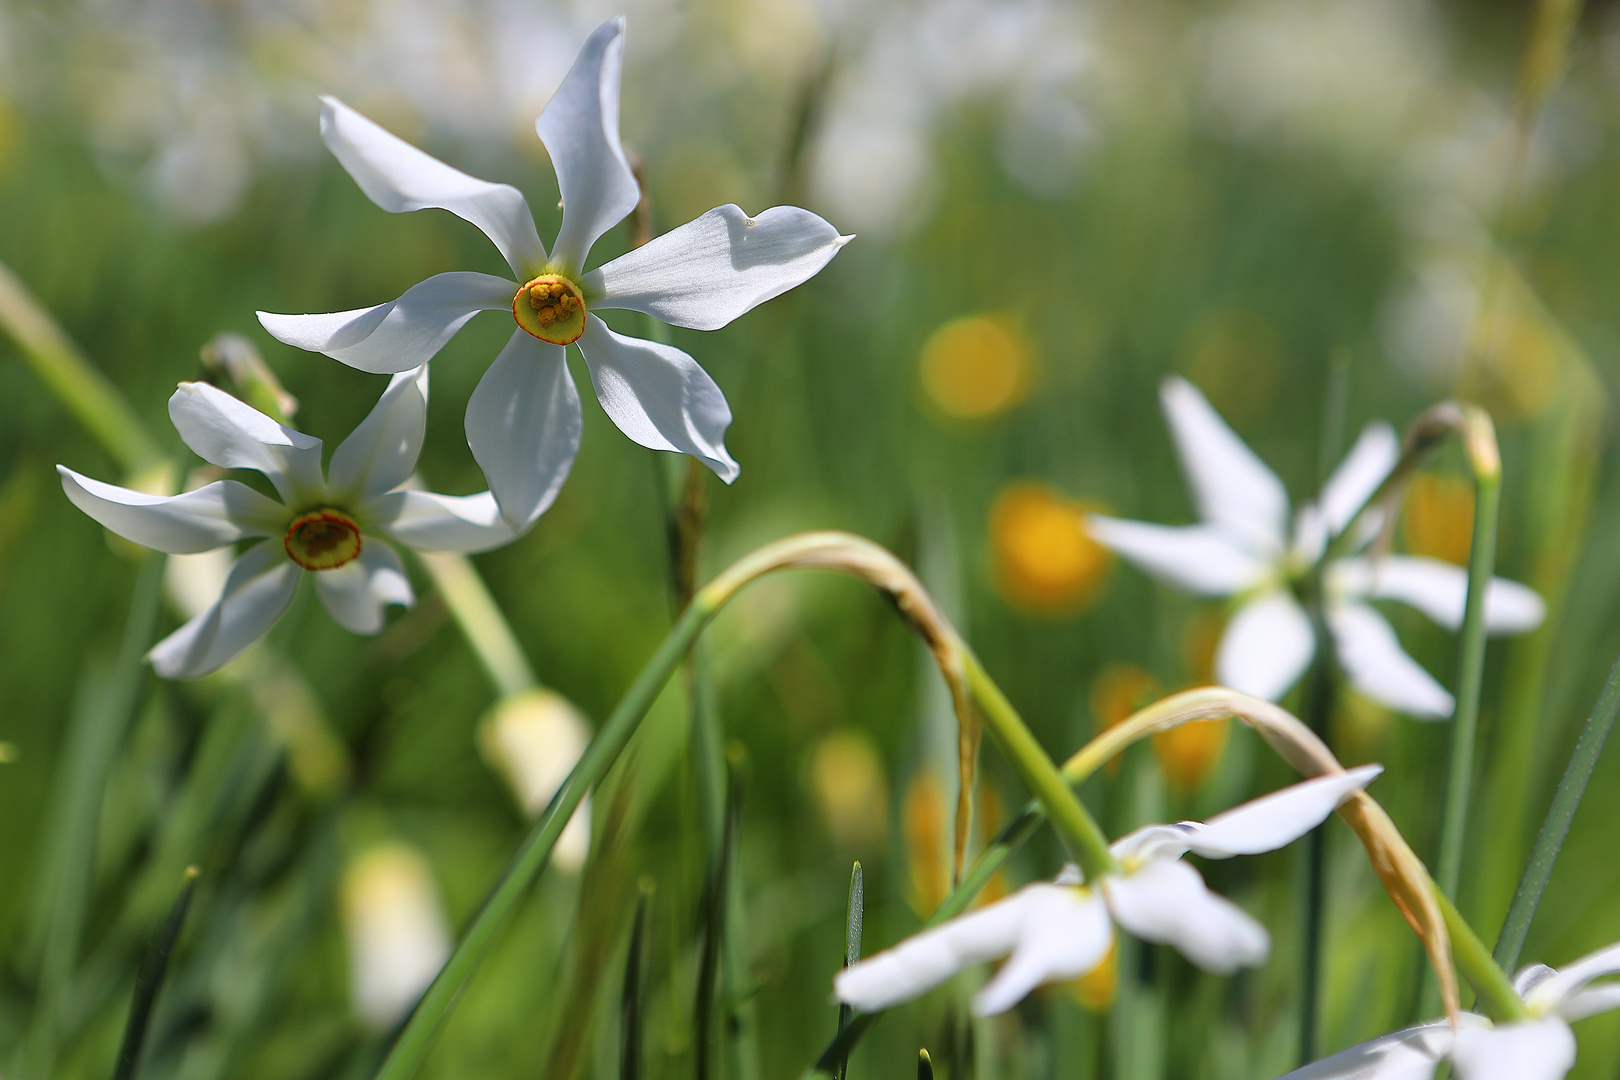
1060,686 -> 1461,1023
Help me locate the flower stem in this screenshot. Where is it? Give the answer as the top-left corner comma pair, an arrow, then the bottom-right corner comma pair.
414,551 -> 537,699
1436,890 -> 1530,1022
1493,647 -> 1620,971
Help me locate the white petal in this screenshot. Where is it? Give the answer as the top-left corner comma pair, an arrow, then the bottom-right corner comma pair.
1328,604 -> 1455,718
1086,516 -> 1269,596
972,887 -> 1112,1016
257,272 -> 514,375
1183,765 -> 1383,858
370,491 -> 515,554
1334,556 -> 1545,635
1216,590 -> 1316,701
585,205 -> 850,330
320,96 -> 546,277
834,885 -> 1046,1012
1527,941 -> 1620,1013
168,382 -> 324,505
328,368 -> 429,504
147,541 -> 300,679
1514,963 -> 1559,998
575,315 -> 738,482
466,331 -> 582,532
1101,859 -> 1269,974
1451,1019 -> 1576,1080
58,467 -> 284,554
1321,422 -> 1399,536
536,18 -> 639,273
313,541 -> 414,634
1271,1020 -> 1462,1080
1160,376 -> 1289,552
1557,985 -> 1620,1022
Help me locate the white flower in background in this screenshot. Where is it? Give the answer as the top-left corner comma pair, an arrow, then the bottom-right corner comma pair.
1089,378 -> 1544,718
341,843 -> 453,1031
1277,941 -> 1620,1080
478,689 -> 593,873
58,370 -> 517,679
258,17 -> 851,531
836,766 -> 1380,1015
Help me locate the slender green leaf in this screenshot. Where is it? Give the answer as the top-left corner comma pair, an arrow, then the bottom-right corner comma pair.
112,867 -> 200,1080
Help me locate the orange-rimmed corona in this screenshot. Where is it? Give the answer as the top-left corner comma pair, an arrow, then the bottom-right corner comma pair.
513,275 -> 586,345
285,509 -> 363,571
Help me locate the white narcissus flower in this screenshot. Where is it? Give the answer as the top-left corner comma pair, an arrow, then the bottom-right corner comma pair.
1089,377 -> 1545,718
835,765 -> 1380,1016
258,17 -> 852,532
58,369 -> 517,679
1277,941 -> 1620,1080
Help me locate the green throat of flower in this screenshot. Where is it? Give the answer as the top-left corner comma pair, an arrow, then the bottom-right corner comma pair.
285,508 -> 363,571
513,274 -> 586,345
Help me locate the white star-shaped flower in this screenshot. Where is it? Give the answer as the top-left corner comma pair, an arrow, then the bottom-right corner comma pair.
59,369 -> 515,678
1089,377 -> 1545,717
258,17 -> 851,531
835,766 -> 1380,1016
1277,941 -> 1620,1080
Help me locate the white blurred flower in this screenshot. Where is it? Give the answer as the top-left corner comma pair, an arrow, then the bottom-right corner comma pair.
1276,941 -> 1620,1080
1090,377 -> 1544,717
259,18 -> 849,530
341,843 -> 453,1031
836,767 -> 1379,1015
478,689 -> 592,873
59,369 -> 517,679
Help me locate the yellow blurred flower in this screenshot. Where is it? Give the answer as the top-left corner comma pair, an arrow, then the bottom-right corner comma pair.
1089,664 -> 1161,775
990,483 -> 1113,614
341,843 -> 451,1032
904,772 -> 949,915
1183,607 -> 1226,684
919,313 -> 1033,419
1063,939 -> 1117,1012
1153,718 -> 1229,794
810,729 -> 889,849
1402,472 -> 1474,566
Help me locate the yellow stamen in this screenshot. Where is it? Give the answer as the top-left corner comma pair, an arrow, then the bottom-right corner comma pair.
514,274 -> 586,345
285,508 -> 362,571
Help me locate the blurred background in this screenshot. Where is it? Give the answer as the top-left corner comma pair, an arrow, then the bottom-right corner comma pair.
3,0 -> 1620,1078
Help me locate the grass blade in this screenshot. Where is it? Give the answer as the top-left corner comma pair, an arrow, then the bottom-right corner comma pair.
621,883 -> 652,1080
111,867 -> 200,1080
696,745 -> 744,1080
1493,649 -> 1620,971
917,1050 -> 933,1080
834,862 -> 864,1080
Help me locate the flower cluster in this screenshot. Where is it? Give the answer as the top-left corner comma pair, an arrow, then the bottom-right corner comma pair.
56,17 -> 847,678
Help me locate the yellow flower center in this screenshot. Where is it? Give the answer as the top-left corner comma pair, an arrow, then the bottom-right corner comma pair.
284,509 -> 362,571
513,275 -> 586,345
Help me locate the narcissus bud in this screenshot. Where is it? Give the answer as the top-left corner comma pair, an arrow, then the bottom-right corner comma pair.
478,689 -> 593,872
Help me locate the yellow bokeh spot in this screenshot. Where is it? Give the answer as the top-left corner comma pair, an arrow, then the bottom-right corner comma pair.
990,483 -> 1112,615
1182,607 -> 1226,685
1063,939 -> 1117,1012
810,729 -> 889,849
1153,717 -> 1230,794
1089,665 -> 1161,775
904,772 -> 949,916
919,314 -> 1033,419
1402,472 -> 1474,566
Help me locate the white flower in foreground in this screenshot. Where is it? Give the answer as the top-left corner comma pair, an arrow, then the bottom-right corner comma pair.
59,370 -> 516,678
258,17 -> 851,531
836,765 -> 1380,1016
1090,377 -> 1544,717
1278,941 -> 1620,1080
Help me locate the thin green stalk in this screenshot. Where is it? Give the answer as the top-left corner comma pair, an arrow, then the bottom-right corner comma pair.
696,744 -> 744,1080
0,260 -> 166,476
961,651 -> 1116,880
1436,470 -> 1501,902
415,552 -> 537,699
112,867 -> 200,1080
374,599 -> 710,1080
833,862 -> 864,1080
1437,891 -> 1529,1023
621,885 -> 651,1080
24,552 -> 165,1080
1493,648 -> 1620,971
1296,601 -> 1336,1067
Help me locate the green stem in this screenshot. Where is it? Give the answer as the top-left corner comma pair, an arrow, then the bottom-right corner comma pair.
1436,470 -> 1501,902
374,599 -> 710,1080
960,651 -> 1117,880
1436,891 -> 1529,1023
415,552 -> 537,700
112,866 -> 200,1080
1493,648 -> 1620,971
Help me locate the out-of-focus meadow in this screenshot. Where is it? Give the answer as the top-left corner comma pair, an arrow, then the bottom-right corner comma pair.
4,0 -> 1620,1078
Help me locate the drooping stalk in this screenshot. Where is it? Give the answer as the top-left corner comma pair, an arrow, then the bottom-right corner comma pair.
1494,649 -> 1620,971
